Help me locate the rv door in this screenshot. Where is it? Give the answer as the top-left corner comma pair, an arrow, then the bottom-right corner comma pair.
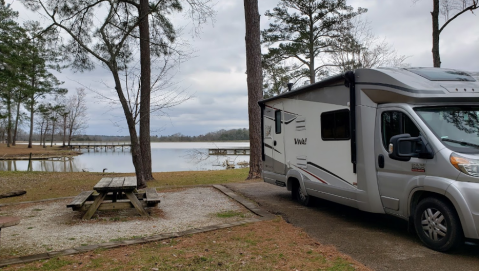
263,106 -> 275,172
273,103 -> 286,174
375,109 -> 427,214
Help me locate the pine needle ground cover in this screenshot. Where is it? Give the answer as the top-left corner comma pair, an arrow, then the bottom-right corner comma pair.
1,219 -> 371,271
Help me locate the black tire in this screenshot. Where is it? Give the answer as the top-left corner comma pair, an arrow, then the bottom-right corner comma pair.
414,197 -> 463,252
292,182 -> 311,206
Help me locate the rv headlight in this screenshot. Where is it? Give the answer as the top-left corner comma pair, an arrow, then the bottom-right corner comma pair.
450,153 -> 479,177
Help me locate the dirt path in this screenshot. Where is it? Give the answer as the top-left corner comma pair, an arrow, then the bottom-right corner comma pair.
226,182 -> 479,271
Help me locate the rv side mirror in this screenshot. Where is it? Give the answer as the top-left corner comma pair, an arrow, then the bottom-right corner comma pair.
388,134 -> 434,161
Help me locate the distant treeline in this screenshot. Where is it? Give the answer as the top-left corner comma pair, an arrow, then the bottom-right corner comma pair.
72,128 -> 249,142
157,129 -> 249,142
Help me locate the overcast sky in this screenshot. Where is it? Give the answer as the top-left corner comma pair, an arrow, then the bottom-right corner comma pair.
10,0 -> 479,136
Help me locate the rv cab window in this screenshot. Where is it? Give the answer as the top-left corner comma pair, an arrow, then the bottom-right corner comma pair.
381,111 -> 420,150
275,110 -> 282,134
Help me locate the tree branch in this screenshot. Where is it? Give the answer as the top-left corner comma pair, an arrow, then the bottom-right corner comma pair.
439,3 -> 478,34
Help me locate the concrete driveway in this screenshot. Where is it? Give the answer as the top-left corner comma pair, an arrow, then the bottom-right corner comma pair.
226,182 -> 479,271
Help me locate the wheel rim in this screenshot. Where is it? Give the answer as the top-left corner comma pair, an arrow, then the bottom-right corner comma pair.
421,207 -> 447,241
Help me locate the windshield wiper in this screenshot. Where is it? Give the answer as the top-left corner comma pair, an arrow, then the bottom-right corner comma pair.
441,138 -> 479,149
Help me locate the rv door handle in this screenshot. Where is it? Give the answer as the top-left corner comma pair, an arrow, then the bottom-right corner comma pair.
274,140 -> 277,146
378,154 -> 385,168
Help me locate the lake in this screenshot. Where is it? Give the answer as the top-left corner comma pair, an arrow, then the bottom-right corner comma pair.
0,142 -> 250,173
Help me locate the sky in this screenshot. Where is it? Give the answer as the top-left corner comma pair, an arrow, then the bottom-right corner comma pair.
10,0 -> 479,136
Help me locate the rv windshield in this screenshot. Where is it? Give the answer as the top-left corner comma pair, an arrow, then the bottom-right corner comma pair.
415,106 -> 479,154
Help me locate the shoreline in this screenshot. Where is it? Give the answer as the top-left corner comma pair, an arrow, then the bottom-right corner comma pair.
0,143 -> 82,160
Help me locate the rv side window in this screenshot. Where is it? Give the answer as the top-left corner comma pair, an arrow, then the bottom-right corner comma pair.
321,109 -> 350,140
381,111 -> 420,149
275,110 -> 282,134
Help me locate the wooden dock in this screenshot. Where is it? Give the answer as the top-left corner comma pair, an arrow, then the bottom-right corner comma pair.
69,143 -> 131,151
208,148 -> 250,155
0,155 -> 73,161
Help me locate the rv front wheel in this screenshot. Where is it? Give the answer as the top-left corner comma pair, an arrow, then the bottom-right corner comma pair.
292,183 -> 310,206
414,197 -> 463,252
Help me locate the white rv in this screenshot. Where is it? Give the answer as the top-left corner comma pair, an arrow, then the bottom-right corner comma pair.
259,67 -> 479,251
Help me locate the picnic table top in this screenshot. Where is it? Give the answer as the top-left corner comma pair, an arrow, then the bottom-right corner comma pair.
94,177 -> 137,192
0,216 -> 20,228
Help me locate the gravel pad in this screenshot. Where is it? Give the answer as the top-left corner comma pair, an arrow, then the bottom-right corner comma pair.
0,187 -> 254,258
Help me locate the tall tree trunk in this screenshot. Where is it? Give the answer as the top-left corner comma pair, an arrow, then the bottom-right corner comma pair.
431,0 -> 441,67
309,11 -> 315,84
39,120 -> 44,147
6,92 -> 12,147
50,121 -> 55,147
12,98 -> 21,146
62,114 -> 67,147
43,120 -> 48,148
68,121 -> 74,146
28,100 -> 34,148
139,0 -> 154,181
28,68 -> 35,148
244,0 -> 263,179
68,130 -> 72,146
112,68 -> 146,188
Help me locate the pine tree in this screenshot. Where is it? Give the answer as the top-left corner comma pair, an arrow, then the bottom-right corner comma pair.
244,0 -> 263,179
21,21 -> 66,149
262,0 -> 366,84
0,1 -> 28,147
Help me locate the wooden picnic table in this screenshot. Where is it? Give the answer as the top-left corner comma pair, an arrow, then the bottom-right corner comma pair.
0,216 -> 20,246
67,177 -> 160,220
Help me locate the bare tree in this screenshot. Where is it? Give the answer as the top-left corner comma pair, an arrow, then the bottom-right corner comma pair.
118,50 -> 192,133
244,0 -> 263,179
12,91 -> 27,146
60,110 -> 68,147
49,103 -> 64,146
329,18 -> 409,72
415,0 -> 478,67
65,88 -> 88,146
36,103 -> 50,147
21,0 -> 168,187
22,0 -> 213,187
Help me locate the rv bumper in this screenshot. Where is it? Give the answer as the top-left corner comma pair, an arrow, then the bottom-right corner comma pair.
446,181 -> 479,239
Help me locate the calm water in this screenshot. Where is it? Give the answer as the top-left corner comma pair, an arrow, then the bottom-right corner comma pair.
0,142 -> 250,173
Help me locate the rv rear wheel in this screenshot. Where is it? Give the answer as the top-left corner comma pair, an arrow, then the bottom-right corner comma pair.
292,183 -> 310,206
414,197 -> 463,252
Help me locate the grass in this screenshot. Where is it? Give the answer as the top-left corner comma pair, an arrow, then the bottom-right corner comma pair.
0,168 -> 250,204
2,219 -> 370,271
216,210 -> 244,218
0,143 -> 80,158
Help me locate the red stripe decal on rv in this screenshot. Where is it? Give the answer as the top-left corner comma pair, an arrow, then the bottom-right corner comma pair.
292,165 -> 328,184
301,169 -> 328,184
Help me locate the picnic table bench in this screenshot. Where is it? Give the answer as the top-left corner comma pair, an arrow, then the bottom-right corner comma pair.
0,216 -> 20,246
67,177 -> 161,220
